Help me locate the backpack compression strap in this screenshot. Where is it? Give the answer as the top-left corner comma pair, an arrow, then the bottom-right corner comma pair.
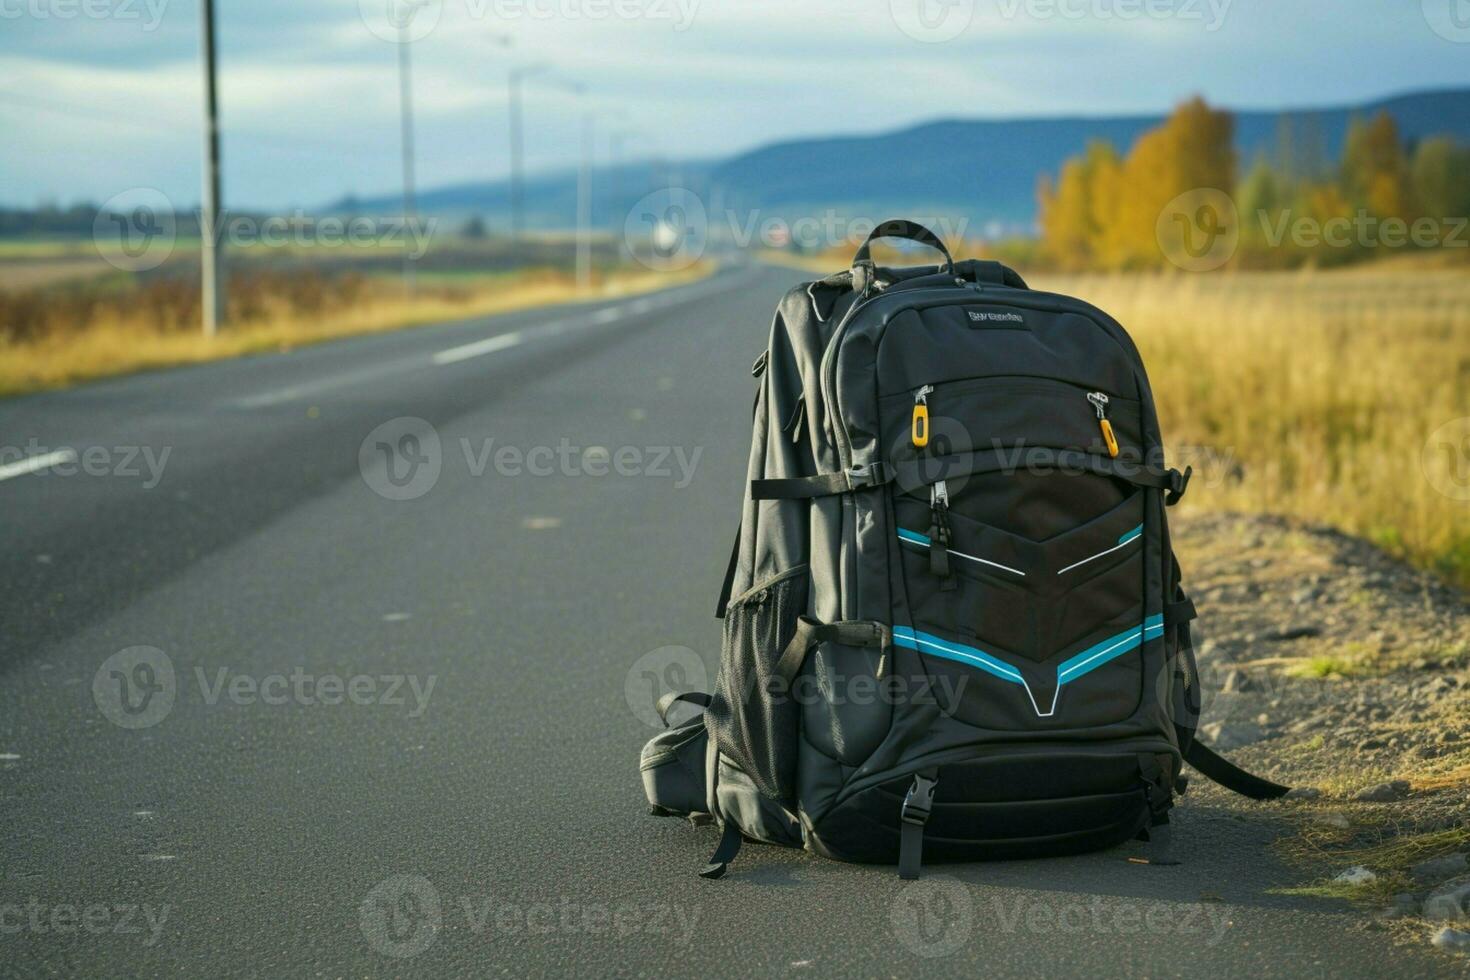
898,770 -> 939,880
1183,740 -> 1291,799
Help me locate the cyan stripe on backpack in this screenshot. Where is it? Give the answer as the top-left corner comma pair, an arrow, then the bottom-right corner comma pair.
897,527 -> 930,547
891,614 -> 1165,690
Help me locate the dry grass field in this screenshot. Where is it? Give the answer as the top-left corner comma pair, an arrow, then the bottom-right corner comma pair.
0,262 -> 710,398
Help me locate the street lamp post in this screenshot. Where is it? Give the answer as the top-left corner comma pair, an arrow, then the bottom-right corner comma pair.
199,0 -> 224,336
577,106 -> 592,291
397,17 -> 417,295
508,62 -> 549,241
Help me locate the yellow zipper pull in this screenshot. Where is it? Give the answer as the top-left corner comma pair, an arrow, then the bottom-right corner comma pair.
911,384 -> 934,448
1088,391 -> 1120,458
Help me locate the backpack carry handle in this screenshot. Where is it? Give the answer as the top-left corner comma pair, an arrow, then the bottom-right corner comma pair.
851,219 -> 955,275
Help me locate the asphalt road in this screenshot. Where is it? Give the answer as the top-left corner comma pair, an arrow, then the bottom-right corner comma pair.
0,261 -> 1451,978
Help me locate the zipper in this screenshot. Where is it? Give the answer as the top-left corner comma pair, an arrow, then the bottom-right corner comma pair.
1087,391 -> 1120,458
820,285 -> 1146,473
926,479 -> 956,590
911,384 -> 933,448
819,285 -> 971,469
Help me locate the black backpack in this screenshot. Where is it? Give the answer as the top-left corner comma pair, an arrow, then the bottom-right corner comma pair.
640,220 -> 1288,880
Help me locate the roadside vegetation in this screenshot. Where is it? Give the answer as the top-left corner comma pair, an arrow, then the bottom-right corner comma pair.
0,237 -> 709,397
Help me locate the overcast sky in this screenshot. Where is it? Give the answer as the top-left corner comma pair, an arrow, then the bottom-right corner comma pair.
3,0 -> 1469,210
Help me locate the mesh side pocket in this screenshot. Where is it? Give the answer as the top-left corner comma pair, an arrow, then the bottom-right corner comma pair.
705,568 -> 809,802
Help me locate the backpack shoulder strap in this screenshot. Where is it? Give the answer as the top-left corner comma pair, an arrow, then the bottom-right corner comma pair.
1184,740 -> 1291,799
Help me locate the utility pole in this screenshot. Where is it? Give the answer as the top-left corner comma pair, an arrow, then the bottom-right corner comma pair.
577,106 -> 592,291
397,17 -> 417,295
508,62 -> 547,241
199,0 -> 223,336
608,129 -> 643,263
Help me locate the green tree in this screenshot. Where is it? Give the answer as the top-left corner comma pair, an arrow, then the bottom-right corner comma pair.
1410,137 -> 1470,220
1341,111 -> 1413,220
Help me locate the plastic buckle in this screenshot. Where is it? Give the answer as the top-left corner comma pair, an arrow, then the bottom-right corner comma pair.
1165,465 -> 1192,507
901,774 -> 937,826
846,461 -> 888,491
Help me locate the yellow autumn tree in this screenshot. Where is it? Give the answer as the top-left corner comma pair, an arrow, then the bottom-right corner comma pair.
1038,140 -> 1122,271
1039,97 -> 1235,270
1105,97 -> 1236,269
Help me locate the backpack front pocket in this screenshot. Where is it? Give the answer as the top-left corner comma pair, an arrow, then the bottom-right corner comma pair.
705,567 -> 809,802
892,485 -> 1150,730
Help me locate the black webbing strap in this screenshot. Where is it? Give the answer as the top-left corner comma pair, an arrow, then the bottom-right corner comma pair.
775,616 -> 890,687
750,462 -> 891,500
655,691 -> 711,727
714,525 -> 741,619
1164,595 -> 1197,629
968,259 -> 1029,289
1184,740 -> 1291,800
751,453 -> 1188,504
891,450 -> 1189,501
1129,754 -> 1181,866
699,820 -> 743,880
898,770 -> 939,880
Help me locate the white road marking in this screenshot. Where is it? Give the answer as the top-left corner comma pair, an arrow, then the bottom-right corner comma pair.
0,448 -> 77,482
230,269 -> 758,409
232,360 -> 422,409
431,330 -> 524,365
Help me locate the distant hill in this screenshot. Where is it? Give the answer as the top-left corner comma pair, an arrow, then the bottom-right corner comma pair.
332,88 -> 1470,235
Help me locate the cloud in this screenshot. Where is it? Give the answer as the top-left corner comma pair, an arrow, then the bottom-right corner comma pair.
1,0 -> 1468,208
